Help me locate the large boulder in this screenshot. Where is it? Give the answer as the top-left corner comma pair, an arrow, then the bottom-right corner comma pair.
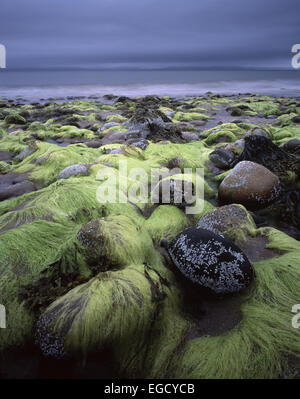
218,161 -> 281,210
168,227 -> 254,294
77,215 -> 157,273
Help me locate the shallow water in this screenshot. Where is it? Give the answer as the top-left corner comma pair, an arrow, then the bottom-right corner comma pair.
0,69 -> 299,100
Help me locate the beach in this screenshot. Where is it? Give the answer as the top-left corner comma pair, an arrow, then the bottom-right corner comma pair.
0,90 -> 299,378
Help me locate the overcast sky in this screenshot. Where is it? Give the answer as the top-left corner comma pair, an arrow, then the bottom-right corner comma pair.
0,0 -> 299,70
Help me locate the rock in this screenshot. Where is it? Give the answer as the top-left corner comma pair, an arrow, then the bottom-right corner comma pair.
0,161 -> 11,174
151,177 -> 195,209
0,151 -> 13,161
291,116 -> 300,124
181,131 -> 199,142
245,129 -> 268,138
100,131 -> 128,145
218,160 -> 281,210
283,139 -> 300,154
115,96 -> 131,104
84,140 -> 102,148
4,113 -> 27,125
126,105 -> 183,143
14,146 -> 36,162
126,138 -> 149,150
225,139 -> 245,154
197,205 -> 253,236
110,148 -> 122,154
209,148 -> 235,170
229,107 -> 243,117
0,172 -> 35,201
77,215 -> 153,273
234,135 -> 300,183
197,205 -> 279,262
100,122 -> 119,131
58,164 -> 90,180
168,227 -> 254,294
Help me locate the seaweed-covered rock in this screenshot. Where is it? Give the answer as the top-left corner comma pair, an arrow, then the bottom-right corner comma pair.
126,105 -> 183,143
0,161 -> 11,174
4,113 -> 27,125
235,135 -> 300,183
168,227 -> 254,294
218,161 -> 281,210
229,107 -> 244,117
77,215 -> 156,272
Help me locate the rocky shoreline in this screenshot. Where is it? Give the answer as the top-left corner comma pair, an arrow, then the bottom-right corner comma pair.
0,93 -> 299,378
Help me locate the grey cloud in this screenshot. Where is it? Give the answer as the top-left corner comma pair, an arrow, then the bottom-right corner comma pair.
0,0 -> 299,69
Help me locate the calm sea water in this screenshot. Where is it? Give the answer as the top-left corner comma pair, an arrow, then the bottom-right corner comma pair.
0,69 -> 299,100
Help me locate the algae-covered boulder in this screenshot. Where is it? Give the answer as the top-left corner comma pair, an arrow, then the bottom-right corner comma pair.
34,263 -> 176,365
77,215 -> 157,272
168,227 -> 254,294
0,161 -> 11,174
218,161 -> 281,210
4,113 -> 27,125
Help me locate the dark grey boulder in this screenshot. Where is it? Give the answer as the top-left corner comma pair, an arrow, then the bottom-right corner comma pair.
168,227 -> 254,294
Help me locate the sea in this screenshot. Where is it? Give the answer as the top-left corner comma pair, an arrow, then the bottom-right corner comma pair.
0,69 -> 299,101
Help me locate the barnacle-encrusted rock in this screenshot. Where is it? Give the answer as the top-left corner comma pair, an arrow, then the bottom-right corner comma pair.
197,204 -> 254,236
168,227 -> 254,294
218,161 -> 281,210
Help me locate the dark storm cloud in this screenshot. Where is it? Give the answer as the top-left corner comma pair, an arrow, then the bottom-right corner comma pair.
0,0 -> 299,69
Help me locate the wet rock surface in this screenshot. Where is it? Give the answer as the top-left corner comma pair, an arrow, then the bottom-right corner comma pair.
218,160 -> 281,210
168,227 -> 254,294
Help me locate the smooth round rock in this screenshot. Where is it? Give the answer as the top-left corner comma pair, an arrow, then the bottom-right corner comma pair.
218,161 -> 281,210
181,131 -> 199,142
168,227 -> 254,294
283,139 -> 300,153
58,163 -> 89,179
